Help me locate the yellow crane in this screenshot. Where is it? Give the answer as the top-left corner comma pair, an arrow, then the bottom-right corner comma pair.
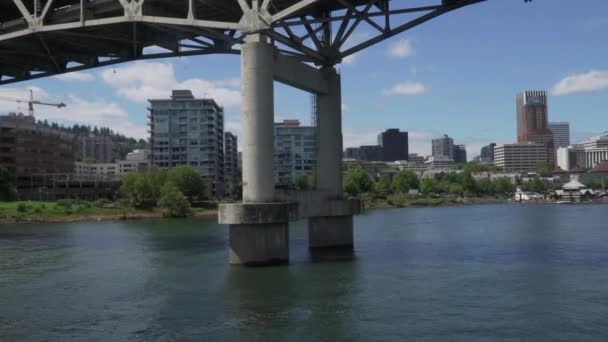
0,90 -> 66,117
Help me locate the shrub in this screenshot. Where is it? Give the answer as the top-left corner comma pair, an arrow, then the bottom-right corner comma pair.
17,203 -> 29,213
158,183 -> 192,218
56,199 -> 74,209
387,193 -> 408,207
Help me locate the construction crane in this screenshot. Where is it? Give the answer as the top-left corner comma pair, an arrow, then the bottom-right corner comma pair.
0,90 -> 66,117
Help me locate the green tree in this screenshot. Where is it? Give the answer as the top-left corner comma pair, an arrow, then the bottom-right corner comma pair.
166,166 -> 206,201
476,178 -> 493,195
461,168 -> 477,194
373,177 -> 391,198
158,183 -> 192,218
119,170 -> 166,206
343,165 -> 373,197
524,176 -> 546,193
391,170 -> 419,193
295,173 -> 314,191
0,166 -> 17,201
492,177 -> 515,195
448,183 -> 464,196
420,178 -> 438,195
536,161 -> 552,178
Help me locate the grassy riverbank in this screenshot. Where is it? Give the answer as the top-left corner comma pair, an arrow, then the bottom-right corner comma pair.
363,194 -> 509,209
0,200 -> 217,224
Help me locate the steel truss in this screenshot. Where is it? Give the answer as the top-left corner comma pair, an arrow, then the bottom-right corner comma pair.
0,0 -> 487,85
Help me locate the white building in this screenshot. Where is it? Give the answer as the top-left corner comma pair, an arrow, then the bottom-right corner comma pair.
494,143 -> 547,172
126,149 -> 149,161
75,151 -> 150,180
556,134 -> 608,170
424,156 -> 454,170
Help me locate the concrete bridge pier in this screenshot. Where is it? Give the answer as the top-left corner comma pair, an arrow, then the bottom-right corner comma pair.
218,34 -> 292,266
308,68 -> 358,251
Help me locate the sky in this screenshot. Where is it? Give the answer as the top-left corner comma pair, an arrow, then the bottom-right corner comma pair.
0,0 -> 607,159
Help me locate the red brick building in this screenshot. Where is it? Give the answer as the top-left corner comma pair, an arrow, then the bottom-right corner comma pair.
516,90 -> 555,166
0,113 -> 74,189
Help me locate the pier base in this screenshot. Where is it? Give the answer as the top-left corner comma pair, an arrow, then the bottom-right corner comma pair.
219,202 -> 295,266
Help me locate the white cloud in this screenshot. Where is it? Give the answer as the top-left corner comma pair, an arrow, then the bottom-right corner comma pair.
0,86 -> 147,139
552,70 -> 608,96
101,61 -> 241,108
383,82 -> 426,96
339,31 -> 371,67
341,103 -> 350,113
54,71 -> 95,82
0,86 -> 50,112
388,39 -> 414,59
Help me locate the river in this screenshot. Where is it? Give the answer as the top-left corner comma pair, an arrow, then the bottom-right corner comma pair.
1,204 -> 608,341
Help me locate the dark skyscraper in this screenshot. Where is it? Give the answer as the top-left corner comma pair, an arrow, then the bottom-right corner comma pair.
453,145 -> 467,164
516,90 -> 555,165
480,143 -> 496,164
377,129 -> 408,162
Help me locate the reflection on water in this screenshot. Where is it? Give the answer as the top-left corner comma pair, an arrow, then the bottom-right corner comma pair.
1,204 -> 608,341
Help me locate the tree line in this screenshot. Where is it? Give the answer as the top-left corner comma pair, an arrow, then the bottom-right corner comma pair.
343,165 -> 517,200
119,166 -> 207,217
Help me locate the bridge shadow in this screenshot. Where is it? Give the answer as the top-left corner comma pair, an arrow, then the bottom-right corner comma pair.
308,246 -> 356,263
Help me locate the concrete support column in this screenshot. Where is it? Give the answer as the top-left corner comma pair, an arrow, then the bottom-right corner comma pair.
315,67 -> 343,197
219,34 -> 291,266
309,67 -> 355,250
241,34 -> 275,203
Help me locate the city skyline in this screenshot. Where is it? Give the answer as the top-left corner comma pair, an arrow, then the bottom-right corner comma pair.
0,0 -> 606,159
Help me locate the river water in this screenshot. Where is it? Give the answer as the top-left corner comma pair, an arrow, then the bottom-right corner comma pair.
1,204 -> 608,341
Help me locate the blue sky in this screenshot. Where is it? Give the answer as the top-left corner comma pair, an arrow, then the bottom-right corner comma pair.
0,0 -> 607,158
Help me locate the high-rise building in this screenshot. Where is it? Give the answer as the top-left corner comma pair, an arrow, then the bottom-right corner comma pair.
377,128 -> 408,161
224,132 -> 239,196
78,134 -> 113,163
548,122 -> 570,148
0,113 -> 74,188
480,143 -> 496,164
494,143 -> 547,172
453,144 -> 467,164
274,120 -> 316,187
516,90 -> 555,165
432,134 -> 454,160
148,90 -> 225,197
358,145 -> 383,162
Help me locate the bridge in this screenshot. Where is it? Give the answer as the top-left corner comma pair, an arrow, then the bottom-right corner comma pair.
1,0 -> 491,265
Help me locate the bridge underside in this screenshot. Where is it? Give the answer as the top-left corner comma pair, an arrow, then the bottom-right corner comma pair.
1,0 -> 486,265
0,0 -> 484,84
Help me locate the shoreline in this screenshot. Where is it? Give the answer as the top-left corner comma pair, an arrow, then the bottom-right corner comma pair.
0,209 -> 218,225
2,198 -> 606,225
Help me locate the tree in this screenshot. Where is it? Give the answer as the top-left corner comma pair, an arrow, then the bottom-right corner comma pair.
391,170 -> 419,193
492,177 -> 515,195
166,166 -> 206,201
536,161 -> 552,178
343,165 -> 373,197
373,177 -> 391,198
420,178 -> 438,195
461,168 -> 477,194
158,183 -> 191,218
448,183 -> 464,196
476,178 -> 493,195
295,173 -> 314,191
0,166 -> 17,201
524,176 -> 545,193
119,169 -> 166,206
